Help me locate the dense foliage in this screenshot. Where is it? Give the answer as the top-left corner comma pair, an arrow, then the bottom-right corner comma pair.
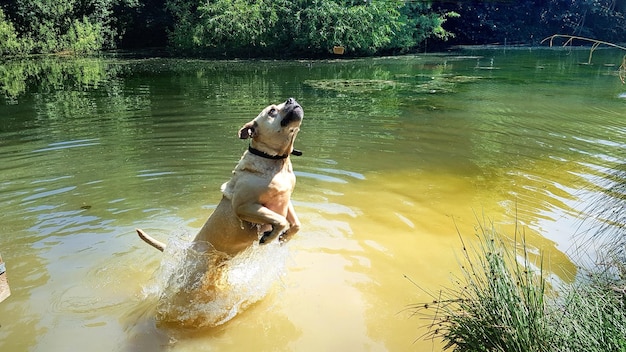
0,0 -> 625,57
167,0 -> 456,56
433,0 -> 626,46
0,0 -> 455,57
0,0 -> 142,54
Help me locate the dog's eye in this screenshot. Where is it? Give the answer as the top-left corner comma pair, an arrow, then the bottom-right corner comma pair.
268,108 -> 277,117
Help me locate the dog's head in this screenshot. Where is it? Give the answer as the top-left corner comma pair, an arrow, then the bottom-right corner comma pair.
239,98 -> 304,156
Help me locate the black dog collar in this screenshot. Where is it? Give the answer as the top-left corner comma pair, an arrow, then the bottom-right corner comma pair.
248,145 -> 302,160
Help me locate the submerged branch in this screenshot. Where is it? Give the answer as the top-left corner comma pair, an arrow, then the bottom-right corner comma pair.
541,34 -> 626,55
542,34 -> 626,83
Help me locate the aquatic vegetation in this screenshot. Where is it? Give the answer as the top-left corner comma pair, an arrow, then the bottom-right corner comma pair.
303,79 -> 402,93
304,75 -> 480,95
411,218 -> 626,351
411,224 -> 553,352
412,75 -> 481,94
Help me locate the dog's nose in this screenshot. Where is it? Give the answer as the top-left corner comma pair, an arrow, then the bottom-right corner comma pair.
286,98 -> 295,105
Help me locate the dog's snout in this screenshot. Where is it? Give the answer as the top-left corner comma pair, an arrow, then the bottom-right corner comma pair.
280,98 -> 303,127
284,97 -> 301,110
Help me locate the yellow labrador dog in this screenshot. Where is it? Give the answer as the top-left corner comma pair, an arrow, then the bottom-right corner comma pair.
136,98 -> 303,256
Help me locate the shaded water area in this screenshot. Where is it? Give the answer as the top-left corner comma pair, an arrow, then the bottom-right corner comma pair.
0,49 -> 624,351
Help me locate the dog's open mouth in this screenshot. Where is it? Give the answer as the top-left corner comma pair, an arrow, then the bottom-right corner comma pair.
280,98 -> 303,127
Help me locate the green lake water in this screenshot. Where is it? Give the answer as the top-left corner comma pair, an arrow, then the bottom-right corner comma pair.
0,49 -> 624,351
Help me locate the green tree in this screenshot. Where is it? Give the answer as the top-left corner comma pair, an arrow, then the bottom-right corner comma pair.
0,0 -> 139,55
166,0 -> 455,57
295,0 -> 403,55
0,8 -> 29,55
195,0 -> 279,54
65,16 -> 105,53
1,0 -> 457,57
393,2 -> 458,51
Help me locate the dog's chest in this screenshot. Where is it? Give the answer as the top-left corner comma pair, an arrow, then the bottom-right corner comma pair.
266,168 -> 295,193
223,158 -> 295,201
258,169 -> 294,210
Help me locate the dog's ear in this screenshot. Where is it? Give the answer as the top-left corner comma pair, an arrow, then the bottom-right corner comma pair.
238,121 -> 255,139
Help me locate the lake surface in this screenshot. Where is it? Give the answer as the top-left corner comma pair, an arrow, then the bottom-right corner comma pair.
0,49 -> 624,351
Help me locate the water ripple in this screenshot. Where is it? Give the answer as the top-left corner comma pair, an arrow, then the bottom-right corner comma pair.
22,186 -> 76,203
32,138 -> 100,153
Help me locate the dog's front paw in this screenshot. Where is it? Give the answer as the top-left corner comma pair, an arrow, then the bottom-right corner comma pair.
278,233 -> 291,244
278,223 -> 299,244
259,226 -> 287,245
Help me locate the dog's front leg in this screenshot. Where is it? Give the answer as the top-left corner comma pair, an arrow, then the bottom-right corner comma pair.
235,203 -> 289,244
279,201 -> 300,243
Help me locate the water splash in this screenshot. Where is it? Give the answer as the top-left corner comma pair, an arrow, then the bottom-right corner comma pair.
143,231 -> 290,328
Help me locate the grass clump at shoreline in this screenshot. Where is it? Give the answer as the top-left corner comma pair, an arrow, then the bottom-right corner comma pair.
411,221 -> 626,352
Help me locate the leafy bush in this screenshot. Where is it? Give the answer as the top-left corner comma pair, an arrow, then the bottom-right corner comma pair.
295,0 -> 402,55
0,8 -> 27,55
166,0 -> 456,57
393,2 -> 458,51
65,17 -> 105,54
194,0 -> 278,54
0,0 -> 139,56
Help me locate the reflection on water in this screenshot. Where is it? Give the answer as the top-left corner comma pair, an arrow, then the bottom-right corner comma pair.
0,49 -> 624,351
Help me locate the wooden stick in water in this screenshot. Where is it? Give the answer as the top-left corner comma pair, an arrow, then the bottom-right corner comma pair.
0,254 -> 10,303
